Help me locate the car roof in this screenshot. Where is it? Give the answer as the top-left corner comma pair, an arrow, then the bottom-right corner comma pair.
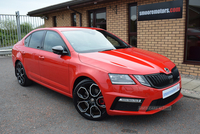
36,27 -> 103,32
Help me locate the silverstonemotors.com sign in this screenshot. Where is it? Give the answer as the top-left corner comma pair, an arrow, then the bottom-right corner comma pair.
138,0 -> 183,21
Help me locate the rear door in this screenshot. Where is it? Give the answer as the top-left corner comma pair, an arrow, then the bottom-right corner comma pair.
23,31 -> 45,81
39,30 -> 71,93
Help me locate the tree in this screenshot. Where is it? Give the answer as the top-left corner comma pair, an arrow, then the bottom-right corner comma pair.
0,19 -> 17,30
20,22 -> 33,34
0,19 -> 18,47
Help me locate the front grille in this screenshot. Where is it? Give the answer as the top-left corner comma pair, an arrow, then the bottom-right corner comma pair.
145,66 -> 180,89
110,97 -> 144,111
147,90 -> 180,111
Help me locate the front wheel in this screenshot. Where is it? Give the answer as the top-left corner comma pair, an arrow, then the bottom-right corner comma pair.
73,79 -> 107,120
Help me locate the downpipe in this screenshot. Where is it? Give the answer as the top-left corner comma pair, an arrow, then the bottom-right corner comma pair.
67,6 -> 82,27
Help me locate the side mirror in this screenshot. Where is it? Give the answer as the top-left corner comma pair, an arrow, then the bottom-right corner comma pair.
52,46 -> 68,55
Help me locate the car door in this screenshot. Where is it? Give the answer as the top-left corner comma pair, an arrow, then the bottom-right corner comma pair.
39,30 -> 71,93
22,31 -> 45,81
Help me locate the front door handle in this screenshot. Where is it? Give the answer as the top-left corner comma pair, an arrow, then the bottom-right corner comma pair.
39,56 -> 45,60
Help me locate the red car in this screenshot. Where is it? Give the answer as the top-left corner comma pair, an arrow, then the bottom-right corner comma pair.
12,27 -> 183,120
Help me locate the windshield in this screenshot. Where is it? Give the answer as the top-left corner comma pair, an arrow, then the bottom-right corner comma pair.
62,29 -> 130,53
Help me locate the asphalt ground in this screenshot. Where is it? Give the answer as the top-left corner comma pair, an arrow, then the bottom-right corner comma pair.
1,56 -> 200,134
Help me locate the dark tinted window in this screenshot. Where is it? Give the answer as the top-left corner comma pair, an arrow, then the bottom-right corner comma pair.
89,8 -> 106,30
24,35 -> 31,47
130,6 -> 137,32
129,3 -> 137,47
43,31 -> 66,52
185,0 -> 200,62
29,31 -> 45,49
53,16 -> 57,27
71,13 -> 76,26
106,36 -> 120,47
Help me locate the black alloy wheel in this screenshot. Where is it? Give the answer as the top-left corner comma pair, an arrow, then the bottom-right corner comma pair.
73,79 -> 107,120
15,61 -> 32,86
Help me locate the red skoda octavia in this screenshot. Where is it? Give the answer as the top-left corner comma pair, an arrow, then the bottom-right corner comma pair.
12,27 -> 183,120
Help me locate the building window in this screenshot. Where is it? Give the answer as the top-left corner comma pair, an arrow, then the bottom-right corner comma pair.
129,3 -> 137,47
89,8 -> 106,30
185,0 -> 200,63
71,13 -> 76,26
53,16 -> 57,27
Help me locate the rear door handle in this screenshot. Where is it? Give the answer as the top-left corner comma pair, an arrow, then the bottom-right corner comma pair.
39,56 -> 45,60
21,51 -> 25,55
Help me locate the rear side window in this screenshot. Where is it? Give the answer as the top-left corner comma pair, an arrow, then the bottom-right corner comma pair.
29,31 -> 45,49
43,31 -> 66,52
24,35 -> 31,47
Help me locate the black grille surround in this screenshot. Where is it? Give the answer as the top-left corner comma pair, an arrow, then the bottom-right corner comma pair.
110,97 -> 144,111
147,90 -> 181,111
144,66 -> 180,89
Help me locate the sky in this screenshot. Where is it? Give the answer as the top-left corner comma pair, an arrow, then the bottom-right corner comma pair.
0,0 -> 72,15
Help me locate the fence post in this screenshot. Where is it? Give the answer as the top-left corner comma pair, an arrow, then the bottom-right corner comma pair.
16,11 -> 21,41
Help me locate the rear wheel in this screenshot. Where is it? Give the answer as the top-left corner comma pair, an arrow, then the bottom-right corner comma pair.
73,79 -> 107,120
15,61 -> 32,86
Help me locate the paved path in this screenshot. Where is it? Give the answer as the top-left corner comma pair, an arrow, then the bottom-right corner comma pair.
181,77 -> 200,99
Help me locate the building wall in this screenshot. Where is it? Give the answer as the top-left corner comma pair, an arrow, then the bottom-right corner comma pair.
44,0 -> 200,77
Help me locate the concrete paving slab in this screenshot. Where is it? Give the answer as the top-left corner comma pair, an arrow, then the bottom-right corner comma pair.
182,80 -> 200,90
181,92 -> 200,100
181,78 -> 193,85
194,86 -> 200,92
181,88 -> 200,99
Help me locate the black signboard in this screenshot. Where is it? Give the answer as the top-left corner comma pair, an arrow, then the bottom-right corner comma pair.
138,0 -> 183,21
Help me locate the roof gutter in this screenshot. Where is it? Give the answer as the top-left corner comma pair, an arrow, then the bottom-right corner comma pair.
67,6 -> 82,27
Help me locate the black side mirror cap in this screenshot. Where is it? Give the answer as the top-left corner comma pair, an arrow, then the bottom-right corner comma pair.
52,46 -> 68,55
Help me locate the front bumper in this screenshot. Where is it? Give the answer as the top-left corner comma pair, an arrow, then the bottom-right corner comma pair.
102,80 -> 182,116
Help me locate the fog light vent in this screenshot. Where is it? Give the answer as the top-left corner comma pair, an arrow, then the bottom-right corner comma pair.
110,97 -> 144,111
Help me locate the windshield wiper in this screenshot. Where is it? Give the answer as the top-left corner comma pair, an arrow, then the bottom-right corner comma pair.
115,46 -> 131,49
98,49 -> 115,52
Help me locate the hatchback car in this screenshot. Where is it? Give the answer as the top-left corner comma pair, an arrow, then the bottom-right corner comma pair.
12,27 -> 182,120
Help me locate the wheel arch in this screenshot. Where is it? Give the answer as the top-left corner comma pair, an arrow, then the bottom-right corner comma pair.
72,76 -> 93,94
71,69 -> 110,97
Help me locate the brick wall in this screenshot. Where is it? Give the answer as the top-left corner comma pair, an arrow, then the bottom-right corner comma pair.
45,10 -> 74,27
44,0 -> 200,77
137,0 -> 200,77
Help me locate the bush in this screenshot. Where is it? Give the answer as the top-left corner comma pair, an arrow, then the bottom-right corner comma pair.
0,21 -> 33,47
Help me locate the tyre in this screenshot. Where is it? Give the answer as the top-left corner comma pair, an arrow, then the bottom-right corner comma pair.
15,61 -> 32,86
73,79 -> 107,120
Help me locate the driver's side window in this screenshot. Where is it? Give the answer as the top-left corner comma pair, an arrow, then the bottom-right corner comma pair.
106,36 -> 120,47
43,31 -> 66,52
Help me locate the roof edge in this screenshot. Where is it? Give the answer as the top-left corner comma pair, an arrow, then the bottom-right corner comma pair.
27,0 -> 95,16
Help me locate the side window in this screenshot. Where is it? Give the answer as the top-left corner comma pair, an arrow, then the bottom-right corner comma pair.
24,35 -> 31,47
99,30 -> 126,48
29,31 -> 45,49
106,36 -> 120,47
43,31 -> 66,52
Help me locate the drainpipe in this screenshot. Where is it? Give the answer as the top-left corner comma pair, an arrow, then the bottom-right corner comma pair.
67,6 -> 82,27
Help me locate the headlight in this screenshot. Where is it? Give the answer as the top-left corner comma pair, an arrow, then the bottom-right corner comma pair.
109,74 -> 135,85
133,75 -> 151,87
